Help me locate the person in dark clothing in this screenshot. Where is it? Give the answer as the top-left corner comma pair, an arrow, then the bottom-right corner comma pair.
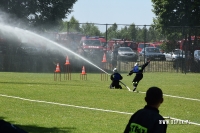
110,68 -> 123,89
111,41 -> 120,69
124,87 -> 167,133
110,51 -> 117,69
113,41 -> 120,58
127,60 -> 150,91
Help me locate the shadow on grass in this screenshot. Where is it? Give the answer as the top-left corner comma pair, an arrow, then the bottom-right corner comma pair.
16,124 -> 76,133
0,81 -> 81,87
0,81 -> 67,86
0,117 -> 76,133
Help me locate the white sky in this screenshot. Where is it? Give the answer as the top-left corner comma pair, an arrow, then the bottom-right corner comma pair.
66,0 -> 156,28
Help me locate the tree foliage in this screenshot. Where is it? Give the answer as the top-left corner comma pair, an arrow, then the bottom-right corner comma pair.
0,0 -> 77,31
61,16 -> 81,32
105,23 -> 119,40
152,0 -> 200,35
81,23 -> 101,36
152,0 -> 200,52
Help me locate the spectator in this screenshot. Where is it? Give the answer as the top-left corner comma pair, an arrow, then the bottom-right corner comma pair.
124,87 -> 167,133
111,52 -> 117,69
112,41 -> 120,58
110,41 -> 120,69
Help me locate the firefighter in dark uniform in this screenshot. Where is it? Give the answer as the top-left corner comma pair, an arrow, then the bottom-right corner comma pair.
124,87 -> 167,133
127,60 -> 150,91
110,68 -> 123,89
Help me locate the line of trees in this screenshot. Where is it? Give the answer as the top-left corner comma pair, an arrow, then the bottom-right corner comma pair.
0,0 -> 200,50
60,16 -> 164,43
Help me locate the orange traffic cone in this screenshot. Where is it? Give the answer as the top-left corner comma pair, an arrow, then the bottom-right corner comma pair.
102,53 -> 107,62
65,56 -> 70,65
81,66 -> 86,75
55,63 -> 61,73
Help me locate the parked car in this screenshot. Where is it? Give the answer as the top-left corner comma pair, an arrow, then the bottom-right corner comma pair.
164,49 -> 185,61
137,43 -> 152,53
111,47 -> 138,62
194,50 -> 200,63
139,47 -> 166,61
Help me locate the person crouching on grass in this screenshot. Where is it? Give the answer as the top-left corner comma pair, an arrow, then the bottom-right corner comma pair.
124,87 -> 167,133
110,68 -> 123,89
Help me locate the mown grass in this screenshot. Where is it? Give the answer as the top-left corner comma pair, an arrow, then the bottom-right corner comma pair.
0,72 -> 200,133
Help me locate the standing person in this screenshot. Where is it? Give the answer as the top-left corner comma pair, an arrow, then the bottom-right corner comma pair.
111,52 -> 117,69
111,41 -> 120,68
110,68 -> 123,89
127,60 -> 150,91
112,41 -> 120,59
124,87 -> 167,133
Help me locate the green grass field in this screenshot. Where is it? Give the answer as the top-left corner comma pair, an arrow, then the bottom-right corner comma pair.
0,72 -> 200,133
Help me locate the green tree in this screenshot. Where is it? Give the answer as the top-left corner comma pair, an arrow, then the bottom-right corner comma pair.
118,26 -> 129,40
117,24 -> 138,41
152,0 -> 200,52
152,0 -> 200,35
135,27 -> 145,42
128,24 -> 137,41
148,25 -> 165,42
61,16 -> 81,32
106,23 -> 119,40
0,0 -> 77,31
81,23 -> 101,36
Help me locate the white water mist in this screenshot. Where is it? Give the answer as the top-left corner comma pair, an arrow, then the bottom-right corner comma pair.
0,23 -> 110,75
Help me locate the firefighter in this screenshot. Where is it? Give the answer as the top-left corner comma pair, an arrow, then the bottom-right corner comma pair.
110,68 -> 123,89
127,60 -> 150,91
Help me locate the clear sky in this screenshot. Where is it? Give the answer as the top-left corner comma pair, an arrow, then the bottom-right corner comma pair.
66,0 -> 155,27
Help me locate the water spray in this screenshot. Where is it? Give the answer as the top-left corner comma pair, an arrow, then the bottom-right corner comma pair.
0,23 -> 110,75
0,23 -> 134,91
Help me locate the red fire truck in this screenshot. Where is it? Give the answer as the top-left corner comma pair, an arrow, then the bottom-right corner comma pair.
78,36 -> 107,62
178,36 -> 200,51
137,42 -> 163,53
107,39 -> 137,52
137,42 -> 153,53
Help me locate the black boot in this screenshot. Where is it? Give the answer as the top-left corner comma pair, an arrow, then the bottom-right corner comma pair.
133,87 -> 136,92
119,85 -> 122,89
